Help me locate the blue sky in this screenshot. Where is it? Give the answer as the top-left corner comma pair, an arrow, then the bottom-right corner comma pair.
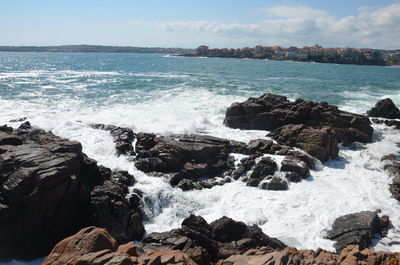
1,0 -> 399,49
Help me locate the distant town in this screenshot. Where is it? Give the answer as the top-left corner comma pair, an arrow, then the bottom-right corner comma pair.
186,45 -> 400,66
0,44 -> 399,66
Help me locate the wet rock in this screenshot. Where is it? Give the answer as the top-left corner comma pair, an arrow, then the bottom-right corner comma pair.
177,179 -> 195,191
135,134 -> 232,182
91,123 -> 135,156
245,139 -> 274,155
381,154 -> 400,201
261,177 -> 288,191
224,93 -> 373,144
249,157 -> 277,180
0,125 -> 144,261
269,124 -> 338,162
367,98 -> 400,119
281,156 -> 310,180
89,172 -> 144,243
9,117 -> 28,122
142,215 -> 286,263
372,118 -> 400,130
232,156 -> 256,180
326,211 -> 383,251
246,178 -> 260,187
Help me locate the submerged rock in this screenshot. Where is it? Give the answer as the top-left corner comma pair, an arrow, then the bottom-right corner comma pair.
224,93 -> 373,146
326,211 -> 385,251
367,98 -> 400,119
0,125 -> 144,261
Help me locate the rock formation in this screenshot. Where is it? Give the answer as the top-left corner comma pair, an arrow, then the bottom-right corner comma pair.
224,94 -> 373,161
0,123 -> 144,261
326,211 -> 387,251
367,98 -> 400,119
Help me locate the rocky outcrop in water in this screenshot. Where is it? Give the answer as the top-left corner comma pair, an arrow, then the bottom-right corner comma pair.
326,211 -> 388,251
91,123 -> 136,156
224,94 -> 373,161
0,124 -> 144,261
44,215 -> 398,265
367,98 -> 400,119
89,124 -> 316,191
381,154 -> 400,202
142,215 -> 286,264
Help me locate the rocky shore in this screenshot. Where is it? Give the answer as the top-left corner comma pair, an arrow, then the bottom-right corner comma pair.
1,94 -> 400,264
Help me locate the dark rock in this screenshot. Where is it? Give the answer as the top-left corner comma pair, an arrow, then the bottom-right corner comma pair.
0,125 -> 144,261
269,124 -> 338,162
249,157 -> 277,179
91,123 -> 135,156
210,216 -> 248,242
372,118 -> 400,130
18,121 -> 31,130
261,177 -> 288,190
177,179 -> 195,191
198,181 -> 214,189
246,178 -> 260,187
285,172 -> 301,183
281,156 -> 310,179
382,155 -> 400,202
326,211 -> 383,251
246,139 -> 274,155
224,93 -> 373,144
9,117 -> 28,122
232,156 -> 256,180
89,171 -> 144,243
142,215 -> 286,263
135,134 -> 232,181
367,98 -> 400,119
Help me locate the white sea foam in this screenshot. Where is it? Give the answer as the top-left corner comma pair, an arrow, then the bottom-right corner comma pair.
1,67 -> 400,265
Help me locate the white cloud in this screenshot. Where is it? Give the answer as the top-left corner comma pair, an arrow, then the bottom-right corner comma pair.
259,5 -> 327,18
133,3 -> 400,49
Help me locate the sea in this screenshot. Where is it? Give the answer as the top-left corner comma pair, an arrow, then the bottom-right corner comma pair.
1,52 -> 400,264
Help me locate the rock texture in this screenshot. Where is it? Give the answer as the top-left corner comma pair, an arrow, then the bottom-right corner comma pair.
90,124 -> 316,191
224,94 -> 373,160
0,124 -> 144,261
269,124 -> 338,161
219,245 -> 400,265
91,124 -> 135,156
142,215 -> 286,265
326,211 -> 386,251
381,154 -> 400,201
367,98 -> 400,119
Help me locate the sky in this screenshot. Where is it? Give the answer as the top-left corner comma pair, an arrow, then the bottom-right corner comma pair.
0,0 -> 400,49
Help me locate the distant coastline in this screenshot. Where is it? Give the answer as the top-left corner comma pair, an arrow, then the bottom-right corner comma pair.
0,45 -> 195,55
182,45 -> 400,66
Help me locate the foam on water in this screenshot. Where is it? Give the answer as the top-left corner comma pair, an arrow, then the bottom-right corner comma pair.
1,53 -> 400,263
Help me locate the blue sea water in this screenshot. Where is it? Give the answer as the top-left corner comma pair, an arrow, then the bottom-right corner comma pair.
1,52 -> 400,263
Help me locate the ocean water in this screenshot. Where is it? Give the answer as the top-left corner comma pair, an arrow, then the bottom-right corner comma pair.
1,52 -> 400,263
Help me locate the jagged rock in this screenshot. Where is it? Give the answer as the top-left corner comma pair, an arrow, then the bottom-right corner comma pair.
177,179 -> 196,191
269,124 -> 338,162
224,93 -> 373,145
142,215 -> 286,263
382,154 -> 400,202
91,123 -> 135,156
280,156 -> 310,180
232,156 -> 256,180
367,98 -> 400,119
0,125 -> 144,261
220,245 -> 400,265
246,178 -> 260,187
89,171 -> 145,242
249,157 -> 277,180
135,134 -> 232,181
326,211 -> 383,251
371,118 -> 400,130
261,177 -> 288,191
